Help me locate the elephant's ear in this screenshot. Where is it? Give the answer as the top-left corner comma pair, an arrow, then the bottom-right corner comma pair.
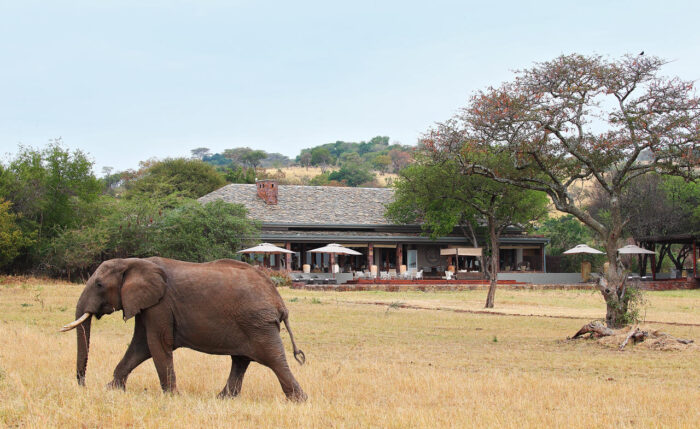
121,259 -> 167,320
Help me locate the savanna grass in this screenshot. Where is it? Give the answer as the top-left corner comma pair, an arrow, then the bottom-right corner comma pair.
0,279 -> 698,428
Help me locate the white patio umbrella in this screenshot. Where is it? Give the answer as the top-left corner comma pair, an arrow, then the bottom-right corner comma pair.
617,244 -> 658,280
617,244 -> 656,255
563,244 -> 604,282
308,243 -> 362,275
563,244 -> 605,254
238,243 -> 294,268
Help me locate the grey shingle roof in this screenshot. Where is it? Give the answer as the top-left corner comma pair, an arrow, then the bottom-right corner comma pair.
198,184 -> 395,225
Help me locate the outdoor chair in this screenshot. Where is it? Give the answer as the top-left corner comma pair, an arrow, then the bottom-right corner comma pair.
388,269 -> 397,279
380,271 -> 390,280
415,270 -> 423,280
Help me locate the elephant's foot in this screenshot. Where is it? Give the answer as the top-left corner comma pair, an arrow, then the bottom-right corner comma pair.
161,385 -> 179,395
217,386 -> 240,399
286,388 -> 307,402
106,379 -> 126,391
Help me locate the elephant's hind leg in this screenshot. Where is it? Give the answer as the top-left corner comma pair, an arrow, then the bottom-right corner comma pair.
109,316 -> 151,390
254,332 -> 307,402
217,356 -> 251,398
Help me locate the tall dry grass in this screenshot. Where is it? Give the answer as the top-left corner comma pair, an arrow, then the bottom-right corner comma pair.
0,279 -> 698,428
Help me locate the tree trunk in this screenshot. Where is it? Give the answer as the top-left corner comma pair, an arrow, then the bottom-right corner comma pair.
597,196 -> 632,328
599,241 -> 630,329
485,220 -> 499,308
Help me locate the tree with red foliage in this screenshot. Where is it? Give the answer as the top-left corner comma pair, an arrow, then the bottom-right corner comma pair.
425,54 -> 699,327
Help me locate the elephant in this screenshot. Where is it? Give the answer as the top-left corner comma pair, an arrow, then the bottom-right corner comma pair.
60,257 -> 307,401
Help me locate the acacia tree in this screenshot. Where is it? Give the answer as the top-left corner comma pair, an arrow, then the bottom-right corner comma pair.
427,54 -> 699,327
386,155 -> 548,308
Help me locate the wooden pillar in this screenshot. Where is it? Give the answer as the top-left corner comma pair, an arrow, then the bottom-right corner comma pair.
285,242 -> 292,272
651,253 -> 657,281
329,252 -> 335,274
368,243 -> 374,269
542,245 -> 546,273
396,244 -> 403,268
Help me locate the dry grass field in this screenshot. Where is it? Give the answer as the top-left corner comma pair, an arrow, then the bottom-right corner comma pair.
1,277 -> 698,428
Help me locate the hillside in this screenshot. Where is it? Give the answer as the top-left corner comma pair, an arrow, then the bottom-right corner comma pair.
263,166 -> 398,187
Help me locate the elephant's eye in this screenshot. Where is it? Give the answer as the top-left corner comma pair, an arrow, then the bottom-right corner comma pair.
96,281 -> 103,288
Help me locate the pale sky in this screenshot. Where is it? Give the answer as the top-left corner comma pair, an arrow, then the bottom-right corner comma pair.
1,0 -> 699,174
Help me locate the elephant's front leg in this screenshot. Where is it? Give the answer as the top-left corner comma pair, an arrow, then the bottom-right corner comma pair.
108,316 -> 151,390
218,356 -> 251,398
143,314 -> 177,393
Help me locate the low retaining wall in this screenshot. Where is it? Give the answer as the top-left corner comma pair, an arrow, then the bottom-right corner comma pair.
638,278 -> 700,291
290,278 -> 700,292
290,282 -> 596,292
497,272 -> 583,284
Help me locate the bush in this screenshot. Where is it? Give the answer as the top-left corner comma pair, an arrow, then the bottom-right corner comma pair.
149,200 -> 260,262
44,197 -> 260,277
328,163 -> 375,187
125,158 -> 225,200
0,199 -> 36,270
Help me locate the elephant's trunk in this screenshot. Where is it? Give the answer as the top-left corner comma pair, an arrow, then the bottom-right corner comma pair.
74,306 -> 92,386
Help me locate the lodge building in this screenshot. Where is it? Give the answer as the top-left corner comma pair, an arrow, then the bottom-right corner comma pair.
198,179 -> 549,276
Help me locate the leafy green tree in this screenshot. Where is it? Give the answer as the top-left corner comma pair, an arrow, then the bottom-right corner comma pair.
239,149 -> 267,169
309,172 -> 343,187
125,158 -> 225,201
0,199 -> 36,270
149,200 -> 259,262
260,152 -> 291,168
224,147 -> 267,169
538,215 -> 600,272
223,165 -> 256,184
45,224 -> 109,280
371,154 -> 391,174
190,147 -> 211,160
429,54 -> 700,327
310,147 -> 335,171
202,152 -> 233,167
0,141 -> 101,263
328,163 -> 376,187
299,152 -> 312,167
386,156 -> 548,307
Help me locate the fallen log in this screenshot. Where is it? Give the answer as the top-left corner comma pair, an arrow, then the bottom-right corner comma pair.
571,321 -> 695,350
571,321 -> 615,339
619,325 -> 649,351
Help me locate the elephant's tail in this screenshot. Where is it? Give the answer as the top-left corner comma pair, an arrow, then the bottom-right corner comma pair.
281,311 -> 306,365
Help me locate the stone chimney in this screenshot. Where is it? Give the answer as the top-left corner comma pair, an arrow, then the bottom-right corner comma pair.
256,179 -> 278,205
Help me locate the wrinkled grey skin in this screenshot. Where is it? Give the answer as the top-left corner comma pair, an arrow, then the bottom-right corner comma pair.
70,257 -> 306,401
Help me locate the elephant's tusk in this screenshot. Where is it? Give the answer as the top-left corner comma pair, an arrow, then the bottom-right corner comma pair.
60,313 -> 91,332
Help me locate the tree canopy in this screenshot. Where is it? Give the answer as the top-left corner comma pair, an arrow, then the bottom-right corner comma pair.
386,154 -> 548,307
424,54 -> 700,326
125,158 -> 225,201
